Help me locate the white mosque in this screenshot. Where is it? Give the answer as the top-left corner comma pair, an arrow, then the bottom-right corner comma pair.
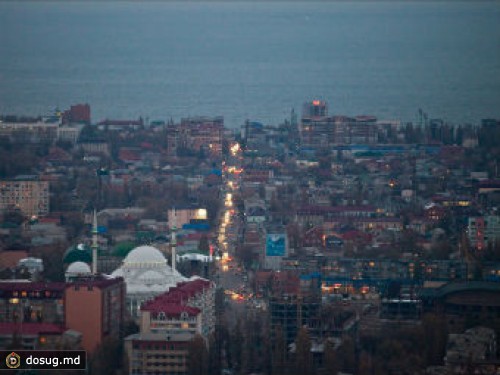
111,245 -> 187,317
72,208 -> 202,318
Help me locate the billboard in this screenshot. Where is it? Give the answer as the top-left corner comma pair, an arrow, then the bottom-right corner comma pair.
266,234 -> 286,257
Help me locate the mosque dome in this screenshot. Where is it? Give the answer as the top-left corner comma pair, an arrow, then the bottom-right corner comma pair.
65,261 -> 92,281
111,244 -> 186,315
66,261 -> 92,275
123,245 -> 167,268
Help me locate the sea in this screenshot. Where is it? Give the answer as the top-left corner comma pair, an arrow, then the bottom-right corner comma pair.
0,1 -> 499,128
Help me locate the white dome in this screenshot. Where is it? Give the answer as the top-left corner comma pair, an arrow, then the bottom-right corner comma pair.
111,245 -> 187,318
124,245 -> 166,266
66,261 -> 91,275
137,270 -> 165,285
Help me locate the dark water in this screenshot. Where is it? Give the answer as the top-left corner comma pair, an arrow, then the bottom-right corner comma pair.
1,1 -> 499,127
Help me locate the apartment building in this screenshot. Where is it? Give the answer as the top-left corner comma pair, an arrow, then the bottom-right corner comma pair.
468,215 -> 500,250
0,177 -> 49,217
0,276 -> 125,353
124,278 -> 215,375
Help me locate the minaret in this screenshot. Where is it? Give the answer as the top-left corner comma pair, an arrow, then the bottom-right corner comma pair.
171,209 -> 177,273
92,209 -> 98,275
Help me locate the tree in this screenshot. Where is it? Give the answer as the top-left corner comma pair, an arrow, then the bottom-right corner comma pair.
113,241 -> 136,258
323,340 -> 339,375
230,320 -> 243,373
89,336 -> 123,375
241,315 -> 269,374
60,212 -> 85,241
207,333 -> 222,375
338,336 -> 356,373
121,319 -> 139,337
422,313 -> 448,366
1,208 -> 26,226
31,243 -> 67,282
187,334 -> 208,375
294,327 -> 312,375
272,325 -> 287,375
358,351 -> 373,375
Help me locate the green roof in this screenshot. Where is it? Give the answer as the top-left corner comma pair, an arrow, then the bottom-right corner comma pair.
63,244 -> 92,264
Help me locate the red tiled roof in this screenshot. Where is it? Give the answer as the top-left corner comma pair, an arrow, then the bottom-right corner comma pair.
141,279 -> 211,314
143,303 -> 200,318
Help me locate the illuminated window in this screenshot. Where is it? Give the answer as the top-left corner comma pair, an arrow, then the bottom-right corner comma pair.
195,209 -> 207,220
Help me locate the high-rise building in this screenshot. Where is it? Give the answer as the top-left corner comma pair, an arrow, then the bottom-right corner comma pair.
61,103 -> 91,125
303,100 -> 328,118
65,276 -> 126,353
166,123 -> 180,157
165,117 -> 224,158
0,276 -> 125,353
300,101 -> 378,148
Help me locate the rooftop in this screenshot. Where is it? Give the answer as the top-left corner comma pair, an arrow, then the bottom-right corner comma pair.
141,278 -> 212,315
0,322 -> 64,336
